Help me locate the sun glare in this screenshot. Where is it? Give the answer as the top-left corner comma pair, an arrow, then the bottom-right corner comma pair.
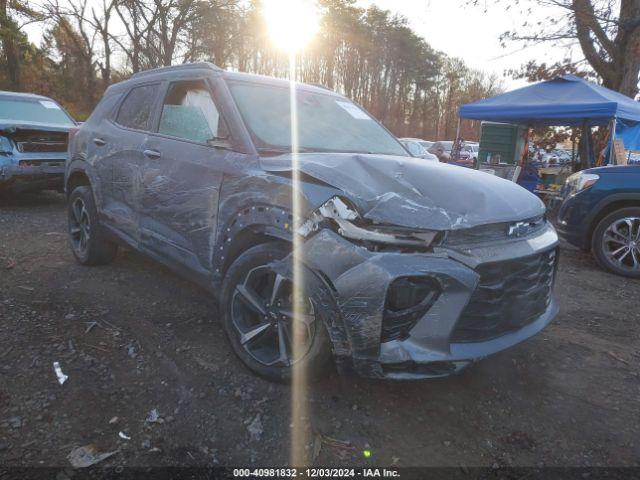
262,0 -> 320,52
261,0 -> 320,466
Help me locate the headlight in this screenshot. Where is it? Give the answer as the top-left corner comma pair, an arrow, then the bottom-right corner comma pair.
299,197 -> 439,247
565,172 -> 599,195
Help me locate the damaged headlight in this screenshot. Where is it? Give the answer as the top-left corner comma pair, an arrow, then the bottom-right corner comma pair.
299,197 -> 440,247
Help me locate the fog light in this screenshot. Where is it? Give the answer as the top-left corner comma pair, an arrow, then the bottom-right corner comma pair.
381,277 -> 441,342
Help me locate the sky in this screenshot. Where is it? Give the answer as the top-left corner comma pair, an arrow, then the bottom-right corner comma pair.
23,0 -> 580,91
357,0 -> 578,89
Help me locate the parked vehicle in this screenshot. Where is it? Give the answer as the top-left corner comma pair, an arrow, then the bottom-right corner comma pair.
441,140 -> 474,164
554,149 -> 572,164
466,143 -> 479,162
66,63 -> 559,381
0,91 -> 75,193
399,138 -> 438,162
558,165 -> 640,278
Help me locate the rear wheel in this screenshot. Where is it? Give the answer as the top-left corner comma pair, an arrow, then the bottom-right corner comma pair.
67,185 -> 118,265
221,242 -> 331,382
592,207 -> 640,278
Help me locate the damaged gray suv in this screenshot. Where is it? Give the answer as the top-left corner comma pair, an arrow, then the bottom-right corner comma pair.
66,63 -> 559,381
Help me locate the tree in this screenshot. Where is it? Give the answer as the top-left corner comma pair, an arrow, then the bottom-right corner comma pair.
5,0 -> 501,131
0,0 -> 42,89
483,0 -> 640,98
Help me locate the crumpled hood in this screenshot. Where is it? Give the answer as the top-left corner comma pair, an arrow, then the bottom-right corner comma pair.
261,153 -> 545,230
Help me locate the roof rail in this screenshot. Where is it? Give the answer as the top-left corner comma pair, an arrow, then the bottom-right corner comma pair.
309,83 -> 333,91
130,62 -> 222,79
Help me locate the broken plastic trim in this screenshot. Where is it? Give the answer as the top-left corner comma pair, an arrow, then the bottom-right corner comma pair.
299,197 -> 439,247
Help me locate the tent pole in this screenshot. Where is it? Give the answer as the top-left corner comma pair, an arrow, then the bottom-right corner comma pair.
521,126 -> 530,167
608,118 -> 617,165
581,119 -> 589,170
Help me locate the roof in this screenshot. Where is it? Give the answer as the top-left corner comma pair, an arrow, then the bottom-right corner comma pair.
459,75 -> 640,126
129,62 -> 222,80
0,90 -> 53,101
107,63 -> 342,98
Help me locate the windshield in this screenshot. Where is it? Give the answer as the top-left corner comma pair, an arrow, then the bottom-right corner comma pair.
228,81 -> 408,156
0,96 -> 74,126
419,141 -> 433,149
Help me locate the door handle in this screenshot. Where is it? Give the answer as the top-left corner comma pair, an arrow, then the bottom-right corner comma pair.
93,138 -> 106,146
143,149 -> 161,159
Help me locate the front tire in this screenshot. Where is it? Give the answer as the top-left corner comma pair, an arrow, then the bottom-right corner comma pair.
67,185 -> 118,266
221,242 -> 331,382
592,207 -> 640,278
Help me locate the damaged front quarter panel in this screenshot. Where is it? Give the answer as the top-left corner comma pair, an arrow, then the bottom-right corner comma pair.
287,192 -> 558,379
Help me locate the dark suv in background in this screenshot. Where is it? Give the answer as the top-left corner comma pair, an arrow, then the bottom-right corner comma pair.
558,165 -> 640,278
66,63 -> 559,382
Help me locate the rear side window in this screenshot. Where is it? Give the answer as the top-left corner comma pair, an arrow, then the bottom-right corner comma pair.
116,84 -> 159,131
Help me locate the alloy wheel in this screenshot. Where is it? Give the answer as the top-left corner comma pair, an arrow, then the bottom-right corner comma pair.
69,197 -> 91,256
602,216 -> 640,273
230,266 -> 316,367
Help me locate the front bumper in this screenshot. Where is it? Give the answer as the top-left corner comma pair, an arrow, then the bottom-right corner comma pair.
0,156 -> 65,192
556,193 -> 593,250
295,223 -> 559,379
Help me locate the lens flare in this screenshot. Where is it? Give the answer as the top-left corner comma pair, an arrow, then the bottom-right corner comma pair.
288,50 -> 308,466
261,0 -> 321,465
262,0 -> 320,52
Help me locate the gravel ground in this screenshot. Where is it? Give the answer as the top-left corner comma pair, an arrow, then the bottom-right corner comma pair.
0,191 -> 639,468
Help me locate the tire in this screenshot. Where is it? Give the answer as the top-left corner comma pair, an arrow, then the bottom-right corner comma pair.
591,207 -> 640,278
221,242 -> 332,382
67,185 -> 118,266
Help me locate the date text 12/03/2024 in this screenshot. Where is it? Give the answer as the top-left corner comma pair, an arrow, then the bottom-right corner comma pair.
232,468 -> 401,478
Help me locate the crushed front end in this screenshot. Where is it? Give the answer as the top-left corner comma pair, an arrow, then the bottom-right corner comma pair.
295,198 -> 559,380
0,127 -> 68,193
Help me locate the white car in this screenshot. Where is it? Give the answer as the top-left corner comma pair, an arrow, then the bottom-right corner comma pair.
399,138 -> 438,162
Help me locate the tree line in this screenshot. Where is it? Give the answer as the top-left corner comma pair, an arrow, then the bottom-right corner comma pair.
0,0 -> 502,141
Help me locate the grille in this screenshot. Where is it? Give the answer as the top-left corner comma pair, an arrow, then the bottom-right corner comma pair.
444,216 -> 545,247
19,160 -> 65,167
451,248 -> 558,343
17,140 -> 67,153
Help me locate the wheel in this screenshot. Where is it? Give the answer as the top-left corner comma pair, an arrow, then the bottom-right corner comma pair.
592,207 -> 640,278
67,185 -> 118,265
221,242 -> 331,382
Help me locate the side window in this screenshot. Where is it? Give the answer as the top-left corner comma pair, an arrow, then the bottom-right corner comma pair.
116,84 -> 159,131
157,80 -> 228,143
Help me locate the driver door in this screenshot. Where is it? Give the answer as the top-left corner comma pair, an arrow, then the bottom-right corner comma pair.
139,78 -> 229,276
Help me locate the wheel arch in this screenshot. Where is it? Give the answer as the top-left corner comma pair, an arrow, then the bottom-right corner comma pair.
213,204 -> 296,285
65,162 -> 92,198
587,194 -> 640,248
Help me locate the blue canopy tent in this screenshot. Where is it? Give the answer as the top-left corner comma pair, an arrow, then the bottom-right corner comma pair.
459,75 -> 640,128
458,75 -> 640,198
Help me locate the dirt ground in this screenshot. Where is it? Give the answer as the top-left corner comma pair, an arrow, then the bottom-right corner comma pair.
0,191 -> 639,469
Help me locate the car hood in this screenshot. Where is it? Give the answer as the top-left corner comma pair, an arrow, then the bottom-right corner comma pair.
261,153 -> 545,231
587,165 -> 640,175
